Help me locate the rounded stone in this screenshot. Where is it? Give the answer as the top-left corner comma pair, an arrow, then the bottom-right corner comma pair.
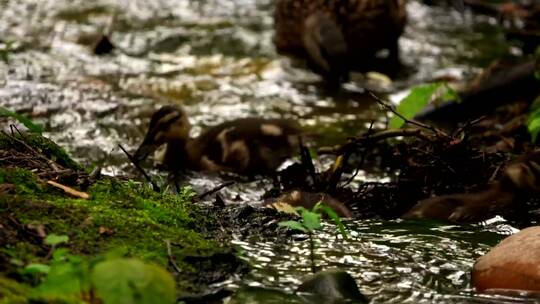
472,226 -> 540,292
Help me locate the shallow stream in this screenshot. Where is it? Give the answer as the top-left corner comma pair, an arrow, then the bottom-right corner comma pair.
0,0 -> 526,302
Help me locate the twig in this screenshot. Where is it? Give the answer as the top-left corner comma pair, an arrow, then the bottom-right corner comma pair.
368,91 -> 450,139
47,180 -> 90,199
10,124 -> 24,138
340,121 -> 375,188
118,144 -> 160,192
326,154 -> 347,193
318,128 -> 434,155
410,147 -> 456,174
299,135 -> 318,188
198,181 -> 235,199
1,130 -> 61,172
165,240 -> 182,274
454,115 -> 487,136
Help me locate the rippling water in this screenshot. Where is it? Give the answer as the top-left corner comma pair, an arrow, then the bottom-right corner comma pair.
0,0 -> 523,302
230,220 -> 526,303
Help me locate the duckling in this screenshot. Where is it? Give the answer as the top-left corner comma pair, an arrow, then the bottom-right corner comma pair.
134,105 -> 302,174
401,185 -> 516,223
402,150 -> 540,223
265,190 -> 353,218
274,0 -> 407,85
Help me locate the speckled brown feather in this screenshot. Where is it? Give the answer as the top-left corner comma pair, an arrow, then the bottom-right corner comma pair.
402,150 -> 540,223
186,118 -> 302,173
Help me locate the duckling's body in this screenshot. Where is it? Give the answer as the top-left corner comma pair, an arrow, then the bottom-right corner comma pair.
274,0 -> 407,84
134,106 -> 301,174
402,150 -> 540,223
401,185 -> 516,223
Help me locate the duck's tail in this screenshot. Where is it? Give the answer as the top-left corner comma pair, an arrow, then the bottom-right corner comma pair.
303,13 -> 348,88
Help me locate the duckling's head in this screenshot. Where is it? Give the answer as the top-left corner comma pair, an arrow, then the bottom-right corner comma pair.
502,161 -> 540,193
134,105 -> 191,162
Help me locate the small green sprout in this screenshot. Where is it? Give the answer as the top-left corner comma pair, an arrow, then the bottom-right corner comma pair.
279,202 -> 349,273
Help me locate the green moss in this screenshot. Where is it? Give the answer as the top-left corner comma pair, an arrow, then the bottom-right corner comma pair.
0,167 -> 234,296
0,168 -> 42,194
0,276 -> 29,304
0,133 -> 81,170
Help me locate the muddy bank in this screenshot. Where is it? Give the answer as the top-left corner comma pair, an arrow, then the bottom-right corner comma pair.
0,131 -> 249,302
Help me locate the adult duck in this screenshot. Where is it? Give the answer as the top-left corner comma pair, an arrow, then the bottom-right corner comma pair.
274,0 -> 407,86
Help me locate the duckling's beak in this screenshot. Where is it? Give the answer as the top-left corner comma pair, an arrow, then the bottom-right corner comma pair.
133,132 -> 160,163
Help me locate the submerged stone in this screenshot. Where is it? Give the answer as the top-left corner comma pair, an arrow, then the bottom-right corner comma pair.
296,269 -> 368,303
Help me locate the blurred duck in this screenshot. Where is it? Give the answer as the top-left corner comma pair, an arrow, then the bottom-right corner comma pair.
134,105 -> 302,174
274,0 -> 407,86
402,151 -> 540,223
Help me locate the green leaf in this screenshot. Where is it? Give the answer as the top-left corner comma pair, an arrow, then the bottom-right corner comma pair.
314,203 -> 348,239
530,95 -> 540,112
104,247 -> 129,260
301,210 -> 321,231
52,248 -> 70,262
441,83 -> 460,103
44,234 -> 69,247
528,116 -> 540,142
278,221 -> 308,233
24,263 -> 51,275
32,256 -> 89,300
389,82 -> 459,129
309,148 -> 318,160
92,258 -> 176,304
0,106 -> 43,134
0,41 -> 13,63
527,97 -> 540,142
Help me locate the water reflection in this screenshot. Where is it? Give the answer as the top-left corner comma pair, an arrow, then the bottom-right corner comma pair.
232,220 -> 517,303
0,0 -> 510,173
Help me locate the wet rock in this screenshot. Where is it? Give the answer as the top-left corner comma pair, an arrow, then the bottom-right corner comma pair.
296,269 -> 368,303
472,226 -> 540,292
92,34 -> 115,55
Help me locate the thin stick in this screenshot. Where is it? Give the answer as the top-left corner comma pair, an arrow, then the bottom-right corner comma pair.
198,181 -> 235,199
368,91 -> 450,138
299,135 -> 318,188
165,240 -> 182,274
454,115 -> 486,136
318,128 -> 433,155
340,121 -> 375,187
10,124 -> 24,138
118,144 -> 160,192
47,180 -> 90,199
1,130 -> 61,172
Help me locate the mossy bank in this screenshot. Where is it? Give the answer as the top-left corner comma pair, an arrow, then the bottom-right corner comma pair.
0,132 -> 244,303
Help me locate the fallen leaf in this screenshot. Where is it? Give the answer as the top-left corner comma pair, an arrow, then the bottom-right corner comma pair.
99,226 -> 114,236
27,223 -> 46,238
